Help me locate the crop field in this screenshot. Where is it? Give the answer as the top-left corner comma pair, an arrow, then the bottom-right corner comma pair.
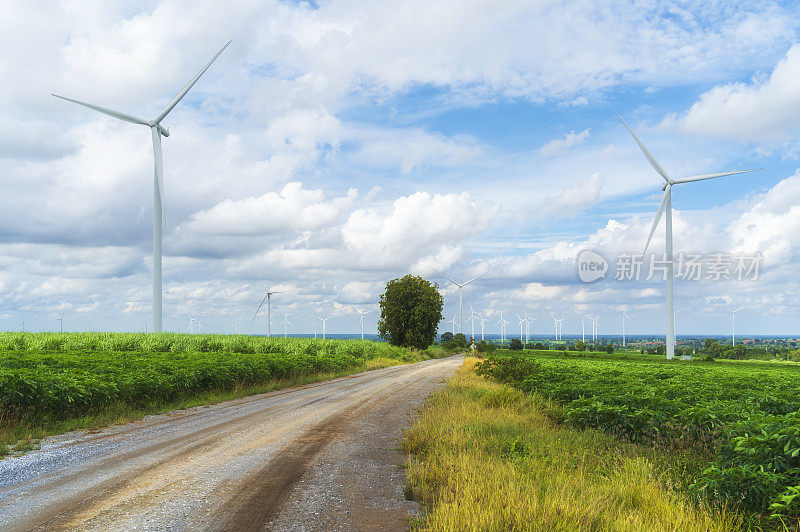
476,350 -> 800,525
0,332 -> 417,424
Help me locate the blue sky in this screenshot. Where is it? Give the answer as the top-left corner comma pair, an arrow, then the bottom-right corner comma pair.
2,0 -> 800,336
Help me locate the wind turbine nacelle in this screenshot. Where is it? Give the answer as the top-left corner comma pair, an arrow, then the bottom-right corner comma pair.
157,124 -> 170,137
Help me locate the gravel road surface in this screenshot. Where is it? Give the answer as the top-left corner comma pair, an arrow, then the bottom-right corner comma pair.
0,355 -> 461,531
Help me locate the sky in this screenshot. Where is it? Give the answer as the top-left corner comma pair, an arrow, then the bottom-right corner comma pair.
2,0 -> 800,337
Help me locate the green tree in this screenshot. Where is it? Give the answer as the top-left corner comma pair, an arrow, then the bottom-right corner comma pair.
606,344 -> 614,354
575,340 -> 586,352
440,332 -> 454,344
378,275 -> 444,349
509,338 -> 523,351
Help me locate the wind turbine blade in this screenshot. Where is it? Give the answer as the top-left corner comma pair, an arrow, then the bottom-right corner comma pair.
643,186 -> 671,255
433,268 -> 459,286
463,270 -> 488,286
155,40 -> 231,123
673,169 -> 762,184
734,307 -> 744,313
615,112 -> 670,182
151,127 -> 166,228
252,293 -> 269,320
52,94 -> 150,126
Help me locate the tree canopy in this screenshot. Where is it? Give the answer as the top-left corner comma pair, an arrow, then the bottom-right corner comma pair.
378,275 -> 444,349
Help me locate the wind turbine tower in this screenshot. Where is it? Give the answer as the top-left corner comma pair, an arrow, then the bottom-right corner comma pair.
617,113 -> 760,359
620,310 -> 631,348
434,268 -> 488,334
53,41 -> 231,333
282,312 -> 292,338
731,307 -> 744,347
354,306 -> 376,340
253,282 -> 287,337
317,315 -> 331,340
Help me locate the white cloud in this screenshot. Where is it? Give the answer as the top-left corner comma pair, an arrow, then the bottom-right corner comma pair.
538,173 -> 602,219
539,129 -> 590,158
670,44 -> 800,142
181,182 -> 358,236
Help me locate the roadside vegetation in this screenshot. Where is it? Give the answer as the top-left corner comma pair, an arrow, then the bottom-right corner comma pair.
0,332 -> 444,453
475,349 -> 800,528
402,357 -> 736,531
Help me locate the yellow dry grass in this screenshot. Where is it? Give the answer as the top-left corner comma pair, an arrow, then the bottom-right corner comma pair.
402,357 -> 739,531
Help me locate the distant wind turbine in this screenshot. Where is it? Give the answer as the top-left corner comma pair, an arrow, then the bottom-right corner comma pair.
317,315 -> 332,339
620,310 -> 631,347
56,314 -> 64,333
353,306 -> 376,340
434,268 -> 488,334
20,314 -> 24,333
282,312 -> 292,338
449,314 -> 458,335
497,313 -> 509,343
53,41 -> 231,333
617,112 -> 761,360
731,307 -> 744,347
187,314 -> 198,334
253,279 -> 288,337
516,314 -> 525,341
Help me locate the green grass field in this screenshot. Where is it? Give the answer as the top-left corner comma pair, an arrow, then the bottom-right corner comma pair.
476,349 -> 800,527
402,358 -> 737,531
0,332 -> 438,453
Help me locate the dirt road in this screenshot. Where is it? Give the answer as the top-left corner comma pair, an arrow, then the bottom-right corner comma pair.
0,355 -> 461,531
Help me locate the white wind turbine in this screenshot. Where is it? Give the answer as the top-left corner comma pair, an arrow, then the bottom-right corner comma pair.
516,314 -> 525,341
556,318 -> 564,341
731,307 -> 744,347
20,314 -> 24,333
282,312 -> 292,338
317,314 -> 332,339
551,314 -> 560,340
56,314 -> 64,333
434,268 -> 488,334
476,313 -> 486,341
617,113 -> 761,360
586,315 -> 599,341
53,41 -> 231,333
497,314 -> 509,343
253,281 -> 288,337
353,306 -> 376,340
523,309 -> 534,343
620,310 -> 631,348
449,313 -> 458,335
468,304 -> 478,341
187,314 -> 198,334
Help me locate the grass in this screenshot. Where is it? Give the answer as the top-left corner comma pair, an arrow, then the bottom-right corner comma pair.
401,358 -> 739,531
0,354 -> 411,453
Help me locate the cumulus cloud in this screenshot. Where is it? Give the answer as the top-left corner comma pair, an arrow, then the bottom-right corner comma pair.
538,129 -> 590,158
538,173 -> 602,219
181,182 -> 358,236
728,170 -> 800,263
670,45 -> 800,142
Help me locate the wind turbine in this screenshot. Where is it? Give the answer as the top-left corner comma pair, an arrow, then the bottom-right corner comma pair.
56,314 -> 64,333
187,314 -> 198,334
523,309 -> 534,343
620,310 -> 631,348
551,314 -> 559,340
476,313 -> 486,341
496,312 -> 508,343
252,281 -> 288,337
353,306 -> 376,340
282,312 -> 292,338
20,314 -> 24,333
586,315 -> 599,341
617,113 -> 761,360
556,318 -> 564,341
516,314 -> 525,341
434,268 -> 488,334
314,311 -> 318,339
731,307 -> 744,347
317,315 -> 331,339
468,304 -> 477,341
53,41 -> 231,333
449,313 -> 458,335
